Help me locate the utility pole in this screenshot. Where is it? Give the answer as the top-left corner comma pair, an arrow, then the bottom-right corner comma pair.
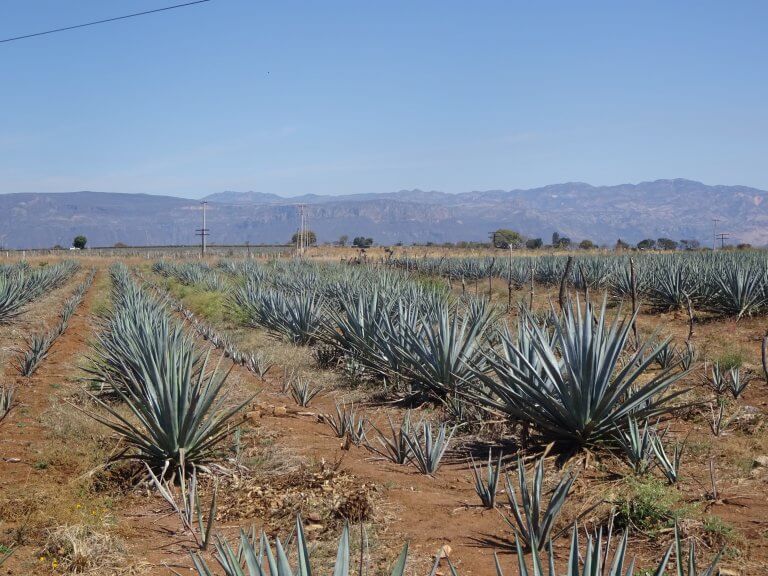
712,218 -> 720,251
196,201 -> 209,258
716,232 -> 730,249
296,204 -> 307,257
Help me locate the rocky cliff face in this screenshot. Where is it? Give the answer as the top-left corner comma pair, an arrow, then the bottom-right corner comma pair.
1,179 -> 765,249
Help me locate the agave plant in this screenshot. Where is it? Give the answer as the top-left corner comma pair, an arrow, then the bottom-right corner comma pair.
468,299 -> 689,450
646,262 -> 702,312
289,377 -> 322,407
320,403 -> 367,445
16,332 -> 56,377
678,342 -> 697,371
654,341 -> 679,370
671,521 -> 721,576
86,270 -> 206,397
502,456 -> 575,551
244,351 -> 273,379
364,411 -> 414,464
191,515 -> 410,576
470,449 -> 503,508
0,384 -> 14,423
404,421 -> 455,475
652,435 -> 683,484
234,285 -> 325,345
147,462 -> 218,550
727,367 -> 750,399
89,332 -> 251,471
708,399 -> 730,437
400,301 -> 495,421
0,261 -> 79,323
705,363 -> 728,395
615,417 -> 656,475
507,521 -> 671,576
507,516 -> 720,576
705,265 -> 767,319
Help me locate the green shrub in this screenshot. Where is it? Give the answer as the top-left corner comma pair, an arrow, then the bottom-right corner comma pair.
615,476 -> 686,533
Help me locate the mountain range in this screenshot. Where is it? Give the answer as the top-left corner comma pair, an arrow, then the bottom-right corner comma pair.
1,179 -> 766,249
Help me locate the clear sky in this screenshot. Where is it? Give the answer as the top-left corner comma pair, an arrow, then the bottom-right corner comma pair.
1,1 -> 766,198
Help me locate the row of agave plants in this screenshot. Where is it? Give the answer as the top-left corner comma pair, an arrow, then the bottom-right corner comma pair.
153,259 -> 228,291
137,260 -> 722,574
0,260 -> 80,323
192,514 -> 717,576
15,269 -> 96,377
225,260 -> 689,451
0,260 -> 82,426
388,250 -> 768,318
85,263 -> 250,472
137,269 -> 275,378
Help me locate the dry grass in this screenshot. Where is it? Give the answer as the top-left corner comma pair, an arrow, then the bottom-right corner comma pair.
41,524 -> 144,575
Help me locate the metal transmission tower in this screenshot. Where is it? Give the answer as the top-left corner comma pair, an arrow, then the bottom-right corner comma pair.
196,201 -> 209,257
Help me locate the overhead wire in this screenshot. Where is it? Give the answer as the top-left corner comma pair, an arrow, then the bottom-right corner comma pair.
0,0 -> 212,44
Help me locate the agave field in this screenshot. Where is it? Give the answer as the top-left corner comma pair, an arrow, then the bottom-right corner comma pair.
0,250 -> 767,574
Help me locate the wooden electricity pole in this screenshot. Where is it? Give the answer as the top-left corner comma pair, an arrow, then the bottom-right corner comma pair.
195,201 -> 209,258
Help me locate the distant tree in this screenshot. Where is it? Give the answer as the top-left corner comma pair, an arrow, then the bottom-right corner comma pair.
552,232 -> 561,246
338,235 -> 349,247
72,235 -> 87,249
656,238 -> 678,251
579,239 -> 596,250
637,238 -> 656,250
737,243 -> 752,250
614,238 -> 631,251
554,236 -> 571,249
51,244 -> 64,250
113,242 -> 129,248
525,238 -> 543,250
679,239 -> 700,250
352,236 -> 373,248
493,228 -> 525,249
291,230 -> 317,246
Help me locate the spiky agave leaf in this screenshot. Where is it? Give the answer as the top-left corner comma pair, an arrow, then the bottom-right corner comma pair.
672,522 -> 721,576
652,435 -> 683,484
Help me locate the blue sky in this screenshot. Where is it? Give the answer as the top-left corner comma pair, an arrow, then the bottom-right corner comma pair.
1,1 -> 766,198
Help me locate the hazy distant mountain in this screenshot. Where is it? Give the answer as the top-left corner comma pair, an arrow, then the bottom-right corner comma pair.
1,179 -> 766,249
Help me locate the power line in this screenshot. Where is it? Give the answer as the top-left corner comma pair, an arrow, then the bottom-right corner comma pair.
0,0 -> 212,44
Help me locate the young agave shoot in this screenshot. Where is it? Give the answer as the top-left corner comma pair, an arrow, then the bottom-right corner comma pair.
470,449 -> 503,508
